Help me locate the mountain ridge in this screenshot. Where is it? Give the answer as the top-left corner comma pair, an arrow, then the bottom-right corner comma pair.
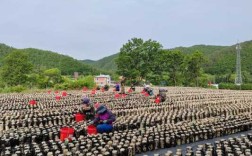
82,40 -> 252,76
1,40 -> 252,77
0,43 -> 101,75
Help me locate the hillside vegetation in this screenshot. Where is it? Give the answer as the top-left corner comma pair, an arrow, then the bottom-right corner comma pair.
82,53 -> 118,72
1,39 -> 252,91
0,44 -> 99,75
84,40 -> 252,84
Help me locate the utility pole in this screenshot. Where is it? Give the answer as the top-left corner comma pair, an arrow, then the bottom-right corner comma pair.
235,42 -> 242,85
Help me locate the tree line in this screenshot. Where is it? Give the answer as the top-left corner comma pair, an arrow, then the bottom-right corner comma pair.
115,38 -> 213,87
0,44 -> 108,76
0,50 -> 97,92
0,44 -> 120,92
1,38 -> 252,92
84,39 -> 252,87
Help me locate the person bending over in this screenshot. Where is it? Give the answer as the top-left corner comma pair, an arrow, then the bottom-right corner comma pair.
81,97 -> 95,121
89,105 -> 116,133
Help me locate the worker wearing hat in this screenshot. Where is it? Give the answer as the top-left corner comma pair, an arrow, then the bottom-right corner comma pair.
81,97 -> 95,121
88,105 -> 116,133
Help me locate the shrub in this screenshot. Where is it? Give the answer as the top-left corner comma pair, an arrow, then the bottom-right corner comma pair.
218,83 -> 252,90
241,84 -> 252,90
206,85 -> 218,89
12,85 -> 27,92
54,75 -> 96,90
0,85 -> 27,93
0,80 -> 6,88
76,75 -> 95,89
54,83 -> 69,90
219,83 -> 234,89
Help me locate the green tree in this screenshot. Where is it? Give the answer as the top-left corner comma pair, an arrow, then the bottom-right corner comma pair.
0,50 -> 33,86
21,48 -> 99,76
166,50 -> 184,86
198,73 -> 215,87
26,73 -> 39,89
43,68 -> 63,87
242,71 -> 252,83
184,51 -> 205,86
147,50 -> 169,85
37,74 -> 49,89
140,39 -> 163,79
149,50 -> 185,86
115,38 -> 162,83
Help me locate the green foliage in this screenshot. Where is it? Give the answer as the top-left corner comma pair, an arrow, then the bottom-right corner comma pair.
85,44 -> 228,75
54,75 -> 95,90
9,85 -> 27,92
0,44 -> 101,76
228,74 -> 236,83
32,68 -> 63,88
77,75 -> 96,89
0,50 -> 33,86
242,71 -> 252,83
1,39 -> 252,90
115,38 -> 212,87
26,73 -> 39,88
241,84 -> 252,90
184,51 -> 205,86
204,41 -> 252,77
215,71 -> 252,84
82,54 -> 119,72
44,68 -> 63,85
116,38 -> 163,82
218,83 -> 240,90
206,85 -> 218,89
146,72 -> 169,86
86,40 -> 252,85
198,74 -> 215,88
0,44 -> 14,65
0,43 -> 98,91
23,48 -> 99,75
0,77 -> 6,88
54,83 -> 69,90
110,73 -> 120,82
158,50 -> 185,86
222,83 -> 252,90
0,85 -> 27,93
37,74 -> 49,89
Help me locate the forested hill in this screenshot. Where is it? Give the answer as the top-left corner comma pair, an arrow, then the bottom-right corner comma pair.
172,45 -> 227,56
83,40 -> 252,76
82,53 -> 118,72
1,40 -> 252,76
0,43 -> 99,75
0,43 -> 14,57
204,40 -> 252,75
82,44 -> 228,72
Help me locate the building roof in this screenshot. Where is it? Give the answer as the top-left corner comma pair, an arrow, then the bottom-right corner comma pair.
95,74 -> 110,78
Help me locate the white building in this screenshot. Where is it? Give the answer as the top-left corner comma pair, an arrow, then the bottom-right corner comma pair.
94,74 -> 111,86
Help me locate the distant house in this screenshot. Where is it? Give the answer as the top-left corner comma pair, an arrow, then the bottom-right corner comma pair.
94,74 -> 111,86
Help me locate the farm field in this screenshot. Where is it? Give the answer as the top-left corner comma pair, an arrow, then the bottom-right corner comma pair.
1,87 -> 252,156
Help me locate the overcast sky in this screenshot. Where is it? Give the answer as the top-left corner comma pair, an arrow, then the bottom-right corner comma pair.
0,0 -> 251,60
